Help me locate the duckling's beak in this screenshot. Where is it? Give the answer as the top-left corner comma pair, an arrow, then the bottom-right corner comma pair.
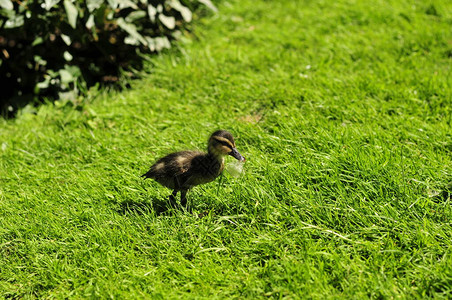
229,148 -> 245,162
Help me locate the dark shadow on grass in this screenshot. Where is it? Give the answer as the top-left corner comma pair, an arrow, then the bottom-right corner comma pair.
118,197 -> 175,216
117,193 -> 202,216
117,189 -> 250,218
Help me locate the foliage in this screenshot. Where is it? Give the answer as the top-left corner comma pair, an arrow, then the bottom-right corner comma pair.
1,0 -> 451,298
0,0 -> 216,116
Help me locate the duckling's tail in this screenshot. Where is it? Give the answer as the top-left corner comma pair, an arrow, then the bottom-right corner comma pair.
141,171 -> 152,179
142,166 -> 158,179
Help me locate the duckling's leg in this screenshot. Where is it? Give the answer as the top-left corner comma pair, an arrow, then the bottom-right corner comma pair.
169,190 -> 178,206
180,190 -> 188,207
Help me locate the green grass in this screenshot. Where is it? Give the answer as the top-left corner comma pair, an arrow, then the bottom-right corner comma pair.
1,0 -> 451,298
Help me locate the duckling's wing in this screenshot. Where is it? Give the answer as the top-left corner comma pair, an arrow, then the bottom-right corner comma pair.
142,151 -> 201,179
142,151 -> 205,190
163,151 -> 202,176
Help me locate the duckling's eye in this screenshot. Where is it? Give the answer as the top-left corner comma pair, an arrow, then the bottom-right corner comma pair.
216,140 -> 233,150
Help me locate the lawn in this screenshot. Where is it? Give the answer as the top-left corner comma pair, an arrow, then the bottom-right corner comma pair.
1,0 -> 451,298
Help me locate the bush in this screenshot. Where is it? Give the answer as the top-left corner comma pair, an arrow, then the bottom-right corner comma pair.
0,0 -> 217,116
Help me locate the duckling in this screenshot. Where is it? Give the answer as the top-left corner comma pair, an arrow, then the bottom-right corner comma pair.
142,130 -> 245,207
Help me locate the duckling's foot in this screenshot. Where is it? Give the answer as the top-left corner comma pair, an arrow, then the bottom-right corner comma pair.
168,190 -> 178,207
180,190 -> 188,207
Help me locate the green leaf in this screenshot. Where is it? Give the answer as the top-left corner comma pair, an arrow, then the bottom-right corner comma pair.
124,36 -> 139,46
64,0 -> 78,29
64,51 -> 73,61
61,34 -> 71,46
0,0 -> 13,10
148,5 -> 157,22
145,37 -> 156,51
32,37 -> 44,47
198,0 -> 217,13
117,0 -> 138,10
60,65 -> 81,84
85,14 -> 95,29
159,14 -> 176,29
170,0 -> 192,22
44,0 -> 61,11
116,18 -> 147,46
37,77 -> 50,89
155,36 -> 170,51
5,14 -> 24,28
86,0 -> 102,12
107,0 -> 118,9
58,90 -> 77,101
34,55 -> 47,66
0,6 -> 15,18
125,10 -> 146,23
59,69 -> 74,83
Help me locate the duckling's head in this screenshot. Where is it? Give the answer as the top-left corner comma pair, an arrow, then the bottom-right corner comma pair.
208,130 -> 245,161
